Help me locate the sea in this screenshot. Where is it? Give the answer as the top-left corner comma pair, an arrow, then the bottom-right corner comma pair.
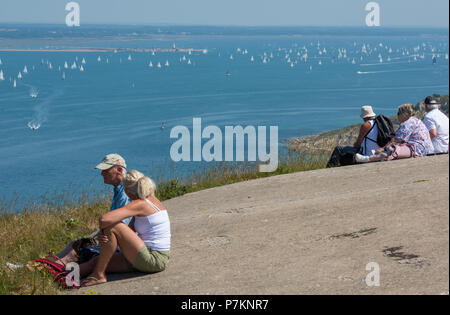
0,25 -> 448,211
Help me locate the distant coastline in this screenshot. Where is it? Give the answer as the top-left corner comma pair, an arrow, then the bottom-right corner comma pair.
0,47 -> 205,53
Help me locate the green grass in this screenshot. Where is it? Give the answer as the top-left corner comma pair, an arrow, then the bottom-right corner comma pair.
0,152 -> 328,295
2,93 -> 447,294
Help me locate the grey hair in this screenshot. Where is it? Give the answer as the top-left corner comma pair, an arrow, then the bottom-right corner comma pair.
114,165 -> 127,178
425,103 -> 440,110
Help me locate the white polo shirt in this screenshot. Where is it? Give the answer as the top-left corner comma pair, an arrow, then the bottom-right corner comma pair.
423,109 -> 449,154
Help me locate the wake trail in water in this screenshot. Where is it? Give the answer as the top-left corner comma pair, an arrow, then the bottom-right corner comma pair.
357,68 -> 431,75
27,89 -> 64,130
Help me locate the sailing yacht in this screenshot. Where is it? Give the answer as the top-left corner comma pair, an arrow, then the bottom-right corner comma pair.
71,62 -> 77,69
82,58 -> 86,64
0,70 -> 4,81
187,59 -> 192,65
13,79 -> 17,87
62,72 -> 66,80
250,56 -> 254,62
149,61 -> 153,67
64,61 -> 69,69
0,58 -> 2,65
23,66 -> 28,74
98,56 -> 101,62
80,65 -> 85,72
165,60 -> 170,67
157,62 -> 162,68
17,72 -> 22,79
128,54 -> 132,61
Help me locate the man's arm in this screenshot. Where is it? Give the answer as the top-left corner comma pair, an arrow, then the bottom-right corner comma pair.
429,128 -> 437,140
100,201 -> 143,230
354,121 -> 373,149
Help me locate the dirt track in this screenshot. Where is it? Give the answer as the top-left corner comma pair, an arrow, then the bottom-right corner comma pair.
74,155 -> 449,295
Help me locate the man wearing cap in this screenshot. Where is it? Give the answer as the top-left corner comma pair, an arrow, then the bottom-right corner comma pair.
56,154 -> 131,261
95,153 -> 132,224
326,105 -> 380,167
422,96 -> 449,154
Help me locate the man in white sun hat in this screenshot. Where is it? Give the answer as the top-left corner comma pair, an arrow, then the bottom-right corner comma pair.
326,105 -> 381,167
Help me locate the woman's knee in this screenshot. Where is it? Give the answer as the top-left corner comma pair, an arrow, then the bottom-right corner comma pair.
103,222 -> 127,235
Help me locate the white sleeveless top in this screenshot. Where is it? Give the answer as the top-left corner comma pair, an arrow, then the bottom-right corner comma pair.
361,119 -> 381,156
134,199 -> 171,251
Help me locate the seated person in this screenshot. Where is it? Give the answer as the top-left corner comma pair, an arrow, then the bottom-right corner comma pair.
55,154 -> 131,264
326,105 -> 380,167
80,170 -> 171,287
422,96 -> 449,154
356,103 -> 434,162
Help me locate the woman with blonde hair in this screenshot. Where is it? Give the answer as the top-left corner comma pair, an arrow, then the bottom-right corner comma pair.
80,170 -> 171,287
356,103 -> 434,163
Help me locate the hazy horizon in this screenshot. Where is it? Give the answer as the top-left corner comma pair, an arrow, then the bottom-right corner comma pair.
0,0 -> 448,28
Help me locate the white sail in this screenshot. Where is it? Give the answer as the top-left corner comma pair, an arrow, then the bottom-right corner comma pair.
250,56 -> 254,62
157,62 -> 162,68
97,56 -> 101,62
128,54 -> 132,61
49,63 -> 53,70
13,79 -> 16,87
64,61 -> 68,69
0,58 -> 2,65
17,72 -> 22,79
71,62 -> 77,69
149,61 -> 153,67
82,58 -> 86,64
23,66 -> 28,74
187,59 -> 191,65
0,70 -> 4,81
80,65 -> 84,72
62,72 -> 66,80
165,60 -> 170,67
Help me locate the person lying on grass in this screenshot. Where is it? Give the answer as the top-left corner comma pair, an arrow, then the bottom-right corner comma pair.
80,170 -> 171,287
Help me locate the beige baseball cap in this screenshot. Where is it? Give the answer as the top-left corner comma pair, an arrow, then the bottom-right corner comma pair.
95,153 -> 127,170
360,105 -> 376,119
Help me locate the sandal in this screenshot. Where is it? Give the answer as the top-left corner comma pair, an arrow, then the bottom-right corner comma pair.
81,276 -> 106,287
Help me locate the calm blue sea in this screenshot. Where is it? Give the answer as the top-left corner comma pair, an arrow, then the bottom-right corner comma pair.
0,25 -> 448,209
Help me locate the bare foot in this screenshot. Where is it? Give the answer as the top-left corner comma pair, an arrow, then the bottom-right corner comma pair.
81,274 -> 107,287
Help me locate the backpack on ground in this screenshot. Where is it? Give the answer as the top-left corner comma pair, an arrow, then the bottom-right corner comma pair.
32,254 -> 80,289
366,115 -> 396,147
